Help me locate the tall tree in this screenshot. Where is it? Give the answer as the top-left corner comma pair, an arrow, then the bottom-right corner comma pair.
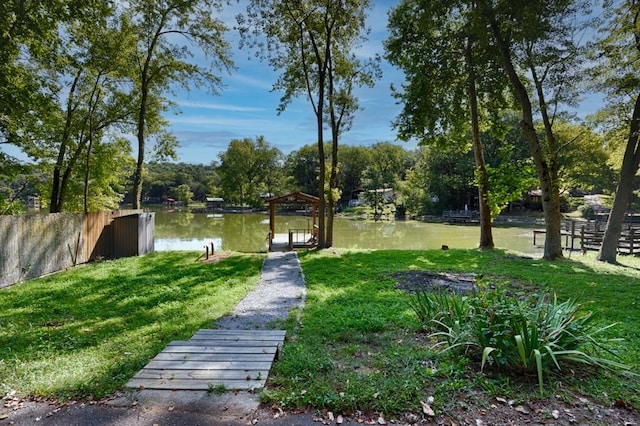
45,12 -> 137,212
476,0 -> 591,259
0,0 -> 109,167
386,0 -> 507,250
239,0 -> 378,248
127,0 -> 233,209
593,0 -> 640,263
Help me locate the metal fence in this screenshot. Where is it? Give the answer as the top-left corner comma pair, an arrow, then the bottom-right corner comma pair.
0,210 -> 154,289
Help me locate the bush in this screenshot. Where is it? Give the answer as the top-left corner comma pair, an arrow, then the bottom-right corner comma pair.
578,204 -> 596,219
409,289 -> 628,394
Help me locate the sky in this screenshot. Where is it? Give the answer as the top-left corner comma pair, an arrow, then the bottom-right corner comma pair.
165,0 -> 412,165
1,0 -> 604,166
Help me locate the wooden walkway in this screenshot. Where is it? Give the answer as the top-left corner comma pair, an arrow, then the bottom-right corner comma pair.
125,329 -> 286,391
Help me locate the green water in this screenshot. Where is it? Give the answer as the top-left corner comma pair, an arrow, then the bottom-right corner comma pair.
152,208 -> 544,256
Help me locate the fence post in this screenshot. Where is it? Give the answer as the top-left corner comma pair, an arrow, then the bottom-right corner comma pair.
631,229 -> 635,255
210,242 -> 215,255
205,245 -> 209,260
580,226 -> 586,254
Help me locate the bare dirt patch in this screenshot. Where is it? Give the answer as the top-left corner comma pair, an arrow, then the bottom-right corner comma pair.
392,271 -> 479,294
200,252 -> 232,264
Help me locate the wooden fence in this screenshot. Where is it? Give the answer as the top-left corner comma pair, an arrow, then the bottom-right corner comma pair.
533,219 -> 640,255
0,210 -> 154,289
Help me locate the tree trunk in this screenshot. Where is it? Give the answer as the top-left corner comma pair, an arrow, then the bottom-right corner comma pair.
316,94 -> 326,249
466,37 -> 494,250
132,76 -> 149,210
598,92 -> 640,263
487,14 -> 563,259
50,71 -> 82,213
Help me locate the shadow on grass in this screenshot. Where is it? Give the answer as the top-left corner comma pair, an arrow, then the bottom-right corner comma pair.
266,249 -> 640,414
0,252 -> 263,399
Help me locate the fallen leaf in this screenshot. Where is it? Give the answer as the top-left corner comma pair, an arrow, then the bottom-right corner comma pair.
552,410 -> 560,419
514,405 -> 530,415
420,401 -> 435,417
475,420 -> 484,426
378,415 -> 387,425
337,415 -> 344,424
168,406 -> 174,412
301,389 -> 307,395
328,412 -> 335,422
426,395 -> 435,405
373,392 -> 379,399
496,397 -> 507,404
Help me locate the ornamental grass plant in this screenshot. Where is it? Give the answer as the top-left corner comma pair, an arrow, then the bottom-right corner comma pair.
409,289 -> 630,394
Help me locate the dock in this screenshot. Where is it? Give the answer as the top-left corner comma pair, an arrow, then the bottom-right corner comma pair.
442,210 -> 480,224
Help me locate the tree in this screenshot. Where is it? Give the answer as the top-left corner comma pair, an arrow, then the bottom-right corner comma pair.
45,12 -> 138,212
592,0 -> 640,263
217,136 -> 283,207
285,144 -> 321,196
336,145 -> 372,202
476,0 -> 591,259
127,0 -> 233,209
386,0 -> 508,249
239,0 -> 378,248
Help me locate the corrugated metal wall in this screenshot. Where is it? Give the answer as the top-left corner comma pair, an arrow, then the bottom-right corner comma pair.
0,210 -> 154,289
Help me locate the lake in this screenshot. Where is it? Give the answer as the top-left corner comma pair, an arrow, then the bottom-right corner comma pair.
152,208 -> 545,256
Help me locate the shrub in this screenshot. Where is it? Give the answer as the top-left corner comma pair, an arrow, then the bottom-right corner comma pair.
409,289 -> 628,394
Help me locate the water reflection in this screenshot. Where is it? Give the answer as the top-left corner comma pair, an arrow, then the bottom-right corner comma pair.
150,207 -> 544,255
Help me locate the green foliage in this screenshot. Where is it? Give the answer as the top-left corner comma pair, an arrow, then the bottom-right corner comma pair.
217,136 -> 283,206
0,252 -> 263,399
174,183 -> 194,206
481,145 -> 537,218
409,289 -> 629,395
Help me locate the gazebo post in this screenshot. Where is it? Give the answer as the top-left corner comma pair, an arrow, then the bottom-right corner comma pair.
269,201 -> 275,247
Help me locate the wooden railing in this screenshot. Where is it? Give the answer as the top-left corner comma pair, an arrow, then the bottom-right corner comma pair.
533,219 -> 640,255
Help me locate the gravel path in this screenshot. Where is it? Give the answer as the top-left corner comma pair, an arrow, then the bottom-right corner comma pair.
214,251 -> 306,330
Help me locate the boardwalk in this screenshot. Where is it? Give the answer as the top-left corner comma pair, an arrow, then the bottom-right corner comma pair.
126,251 -> 305,392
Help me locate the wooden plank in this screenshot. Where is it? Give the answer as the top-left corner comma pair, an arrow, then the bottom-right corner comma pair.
152,352 -> 275,362
192,331 -> 285,340
126,378 -> 266,390
195,329 -> 286,337
168,340 -> 280,347
161,345 -> 277,354
191,334 -> 285,342
165,340 -> 277,354
144,360 -> 273,370
132,369 -> 270,380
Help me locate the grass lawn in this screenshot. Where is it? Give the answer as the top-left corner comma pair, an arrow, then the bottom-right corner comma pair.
0,251 -> 264,400
264,249 -> 640,416
1,248 -> 639,419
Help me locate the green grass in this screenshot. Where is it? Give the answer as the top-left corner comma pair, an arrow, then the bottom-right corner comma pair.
264,249 -> 640,416
0,251 -> 264,400
2,248 -> 639,417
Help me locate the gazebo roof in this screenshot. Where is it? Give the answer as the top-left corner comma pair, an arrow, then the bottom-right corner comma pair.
265,191 -> 319,205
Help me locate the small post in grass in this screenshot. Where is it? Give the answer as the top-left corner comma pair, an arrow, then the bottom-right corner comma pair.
205,245 -> 209,260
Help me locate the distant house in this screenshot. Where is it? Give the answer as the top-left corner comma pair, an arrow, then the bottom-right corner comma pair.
348,188 -> 395,207
206,197 -> 224,211
26,196 -> 41,210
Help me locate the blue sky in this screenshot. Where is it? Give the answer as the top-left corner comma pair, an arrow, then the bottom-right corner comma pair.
166,0 -> 411,165
2,0 -> 603,166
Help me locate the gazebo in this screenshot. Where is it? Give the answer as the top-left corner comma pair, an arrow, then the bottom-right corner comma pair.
265,191 -> 320,251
